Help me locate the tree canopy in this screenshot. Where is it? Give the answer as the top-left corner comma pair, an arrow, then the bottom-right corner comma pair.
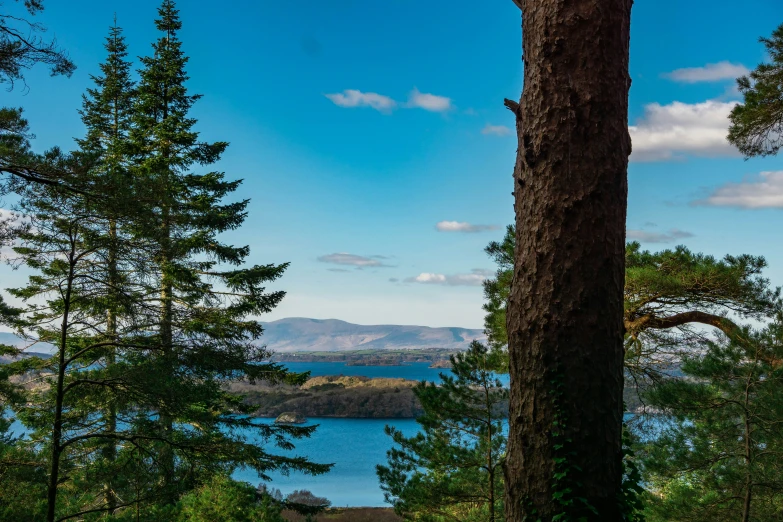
483,225 -> 781,377
728,22 -> 783,158
378,341 -> 507,522
642,322 -> 783,522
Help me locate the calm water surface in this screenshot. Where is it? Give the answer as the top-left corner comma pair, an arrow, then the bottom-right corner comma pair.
233,363 -> 510,506
233,417 -> 420,507
6,363 -> 510,507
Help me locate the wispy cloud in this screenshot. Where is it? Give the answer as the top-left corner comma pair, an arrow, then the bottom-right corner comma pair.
324,90 -> 397,112
325,88 -> 452,114
626,228 -> 694,243
318,253 -> 392,268
404,269 -> 492,287
435,221 -> 499,233
663,61 -> 749,83
693,171 -> 783,209
629,100 -> 740,161
406,88 -> 452,112
482,124 -> 513,136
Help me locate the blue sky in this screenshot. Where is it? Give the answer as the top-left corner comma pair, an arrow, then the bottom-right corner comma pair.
3,0 -> 783,328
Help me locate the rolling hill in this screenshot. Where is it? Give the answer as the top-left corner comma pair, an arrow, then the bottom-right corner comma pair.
258,318 -> 486,352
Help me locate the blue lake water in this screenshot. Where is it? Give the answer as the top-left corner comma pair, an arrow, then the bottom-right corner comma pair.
231,362 -> 510,506
233,417 -> 421,507
2,364 -> 512,507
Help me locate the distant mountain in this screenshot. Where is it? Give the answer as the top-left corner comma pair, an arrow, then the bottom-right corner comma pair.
0,318 -> 489,356
0,332 -> 54,362
258,318 -> 487,352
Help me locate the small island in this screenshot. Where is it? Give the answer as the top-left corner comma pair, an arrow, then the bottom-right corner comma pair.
229,375 -> 426,419
274,412 -> 306,424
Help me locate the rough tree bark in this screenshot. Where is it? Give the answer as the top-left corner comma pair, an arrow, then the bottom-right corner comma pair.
504,1 -> 633,520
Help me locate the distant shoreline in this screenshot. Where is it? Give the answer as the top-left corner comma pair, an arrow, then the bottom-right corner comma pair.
269,348 -> 455,369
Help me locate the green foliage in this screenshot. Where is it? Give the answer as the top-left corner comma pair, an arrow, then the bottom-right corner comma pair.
641,323 -> 783,521
0,1 -> 76,88
0,2 -> 79,195
482,224 -> 514,354
618,423 -> 646,522
0,414 -> 48,521
728,22 -> 783,158
1,2 -> 330,519
624,242 -> 778,330
115,1 -> 330,505
548,374 -> 598,522
176,475 -> 278,522
285,489 -> 332,522
378,341 -> 506,522
482,227 -> 780,381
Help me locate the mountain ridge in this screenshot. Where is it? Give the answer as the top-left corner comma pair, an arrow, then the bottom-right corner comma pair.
0,318 -> 488,355
259,317 -> 486,352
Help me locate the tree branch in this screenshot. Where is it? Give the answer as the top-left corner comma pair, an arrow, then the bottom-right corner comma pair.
624,310 -> 740,337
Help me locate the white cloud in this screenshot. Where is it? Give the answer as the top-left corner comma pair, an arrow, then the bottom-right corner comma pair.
626,228 -> 694,243
404,269 -> 490,287
629,101 -> 740,161
317,253 -> 391,268
694,171 -> 783,209
435,221 -> 499,233
663,61 -> 749,83
324,90 -> 397,112
325,88 -> 453,114
406,88 -> 452,112
482,124 -> 513,136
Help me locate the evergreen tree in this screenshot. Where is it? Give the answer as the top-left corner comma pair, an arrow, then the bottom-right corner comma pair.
0,1 -> 78,192
2,6 -> 329,518
504,1 -> 632,517
641,323 -> 783,522
482,227 -> 780,379
175,474 -> 282,522
124,0 -> 329,503
72,21 -> 137,513
482,225 -> 513,353
728,22 -> 783,158
378,341 -> 507,522
7,178 -> 155,522
0,0 -> 75,88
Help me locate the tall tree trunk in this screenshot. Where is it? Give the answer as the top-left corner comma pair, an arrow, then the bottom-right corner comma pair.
158,209 -> 175,491
504,1 -> 633,520
103,218 -> 118,512
742,380 -> 753,522
486,377 -> 496,522
46,232 -> 78,522
157,67 -> 175,494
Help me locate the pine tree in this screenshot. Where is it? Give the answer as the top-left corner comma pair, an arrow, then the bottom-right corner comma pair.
378,341 -> 507,522
125,0 -> 329,503
482,227 -> 780,379
72,21 -> 137,514
0,1 -> 77,192
0,1 -> 75,88
728,22 -> 783,158
7,177 -> 156,521
504,0 -> 633,518
642,323 -> 783,522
